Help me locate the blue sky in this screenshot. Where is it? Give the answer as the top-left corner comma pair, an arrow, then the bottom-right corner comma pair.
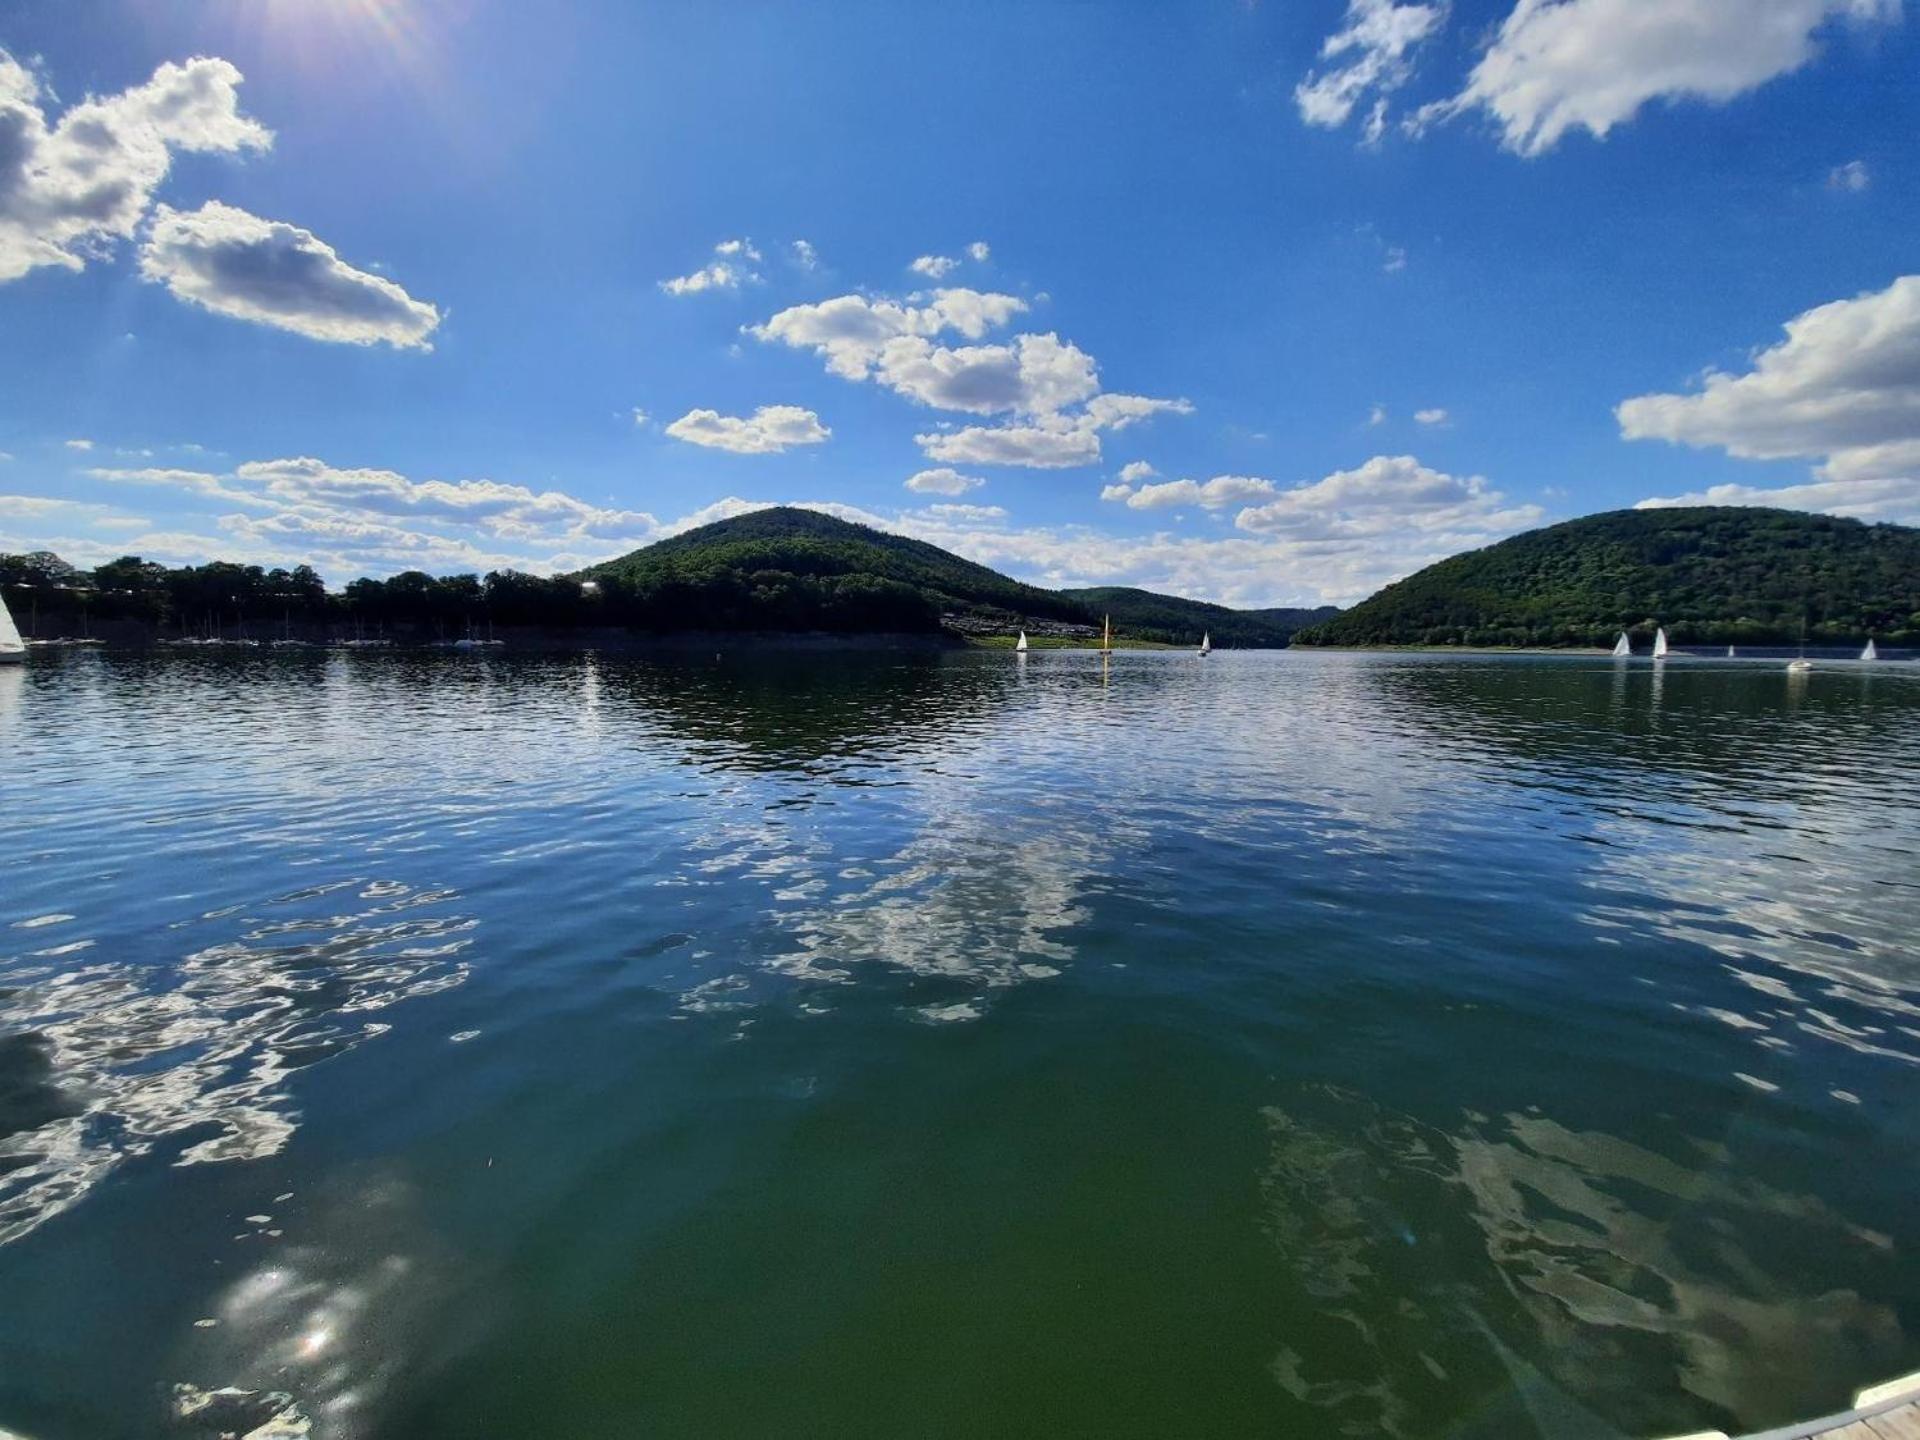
1,0 -> 1915,605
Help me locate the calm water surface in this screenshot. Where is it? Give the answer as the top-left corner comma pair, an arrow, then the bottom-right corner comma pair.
1,649 -> 1917,1439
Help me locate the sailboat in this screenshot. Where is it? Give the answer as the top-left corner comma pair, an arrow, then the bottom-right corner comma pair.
1198,631 -> 1211,657
1015,630 -> 1028,653
1787,614 -> 1813,673
1727,645 -> 1736,658
1861,638 -> 1879,662
0,591 -> 23,664
1099,614 -> 1113,655
1652,627 -> 1671,660
1611,633 -> 1631,658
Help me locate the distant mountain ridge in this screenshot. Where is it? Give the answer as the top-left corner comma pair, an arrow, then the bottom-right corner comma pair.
1294,507 -> 1920,648
1059,587 -> 1338,648
579,507 -> 1328,645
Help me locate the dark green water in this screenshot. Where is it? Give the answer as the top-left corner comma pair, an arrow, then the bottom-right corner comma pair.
1,649 -> 1917,1439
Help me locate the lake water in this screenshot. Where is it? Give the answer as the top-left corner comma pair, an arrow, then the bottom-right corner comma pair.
1,648 -> 1917,1440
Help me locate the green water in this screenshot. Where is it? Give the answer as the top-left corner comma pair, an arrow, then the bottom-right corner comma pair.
0,648 -> 1916,1439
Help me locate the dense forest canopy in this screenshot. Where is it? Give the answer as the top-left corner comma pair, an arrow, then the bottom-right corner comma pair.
1293,507 -> 1920,648
577,506 -> 1088,634
0,508 -> 1318,644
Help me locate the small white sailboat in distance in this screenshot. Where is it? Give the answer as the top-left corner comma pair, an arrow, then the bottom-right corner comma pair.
1611,632 -> 1631,658
1198,631 -> 1211,657
0,591 -> 24,664
1652,627 -> 1671,660
1727,645 -> 1736,658
1099,614 -> 1113,655
1788,614 -> 1813,672
1862,638 -> 1879,661
1015,630 -> 1028,653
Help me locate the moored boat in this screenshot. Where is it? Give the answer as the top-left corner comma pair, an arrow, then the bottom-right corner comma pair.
0,592 -> 24,664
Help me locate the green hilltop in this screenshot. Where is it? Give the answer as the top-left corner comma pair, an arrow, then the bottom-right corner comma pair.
579,507 -> 1322,645
1293,506 -> 1920,648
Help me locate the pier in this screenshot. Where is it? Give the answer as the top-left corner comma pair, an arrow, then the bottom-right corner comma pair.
1664,1373 -> 1920,1440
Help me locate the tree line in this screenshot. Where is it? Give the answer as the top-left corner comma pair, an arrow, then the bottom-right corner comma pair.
0,549 -> 941,636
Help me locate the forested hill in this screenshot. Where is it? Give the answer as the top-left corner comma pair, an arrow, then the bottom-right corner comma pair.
577,507 -> 1324,643
1293,507 -> 1920,648
1060,588 -> 1338,648
581,506 -> 1087,633
0,508 -> 1330,645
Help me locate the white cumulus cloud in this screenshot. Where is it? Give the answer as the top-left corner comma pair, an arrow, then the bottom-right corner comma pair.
1104,475 -> 1279,510
69,454 -> 665,577
1295,0 -> 1447,139
753,286 -> 1189,469
664,405 -> 831,455
1234,454 -> 1541,542
909,254 -> 960,279
661,239 -> 765,295
749,288 -> 1030,377
925,422 -> 1105,470
60,453 -> 665,578
1620,274 -> 1920,524
917,396 -> 1192,471
904,467 -> 984,496
1414,407 -> 1450,425
875,332 -> 1100,416
1422,0 -> 1898,157
660,262 -> 746,295
0,51 -> 271,282
139,202 -> 441,348
967,241 -> 991,262
1827,159 -> 1872,191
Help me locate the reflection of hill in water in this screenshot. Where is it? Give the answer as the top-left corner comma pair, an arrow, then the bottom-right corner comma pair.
1355,659 -> 1920,1066
1358,657 -> 1920,786
588,652 -> 1023,777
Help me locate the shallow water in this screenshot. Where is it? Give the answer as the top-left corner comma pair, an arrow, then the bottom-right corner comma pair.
1,648 -> 1916,1439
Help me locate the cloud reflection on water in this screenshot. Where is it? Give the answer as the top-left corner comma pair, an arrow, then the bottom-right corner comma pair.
0,880 -> 470,1247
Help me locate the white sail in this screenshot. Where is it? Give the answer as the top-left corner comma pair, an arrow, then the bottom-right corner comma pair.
1862,639 -> 1878,661
1727,645 -> 1735,658
1198,631 -> 1210,655
1611,633 -> 1631,657
1015,630 -> 1028,652
1653,627 -> 1670,659
0,591 -> 23,658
